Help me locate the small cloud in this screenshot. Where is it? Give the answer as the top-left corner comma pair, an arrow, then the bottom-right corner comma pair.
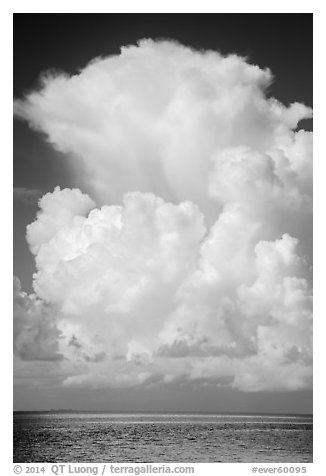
14,187 -> 41,205
84,351 -> 106,363
13,276 -> 63,362
68,334 -> 83,349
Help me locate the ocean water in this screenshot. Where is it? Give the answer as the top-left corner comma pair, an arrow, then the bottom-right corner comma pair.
13,412 -> 313,463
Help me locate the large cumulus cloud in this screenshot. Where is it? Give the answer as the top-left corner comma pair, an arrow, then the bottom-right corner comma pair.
14,40 -> 312,392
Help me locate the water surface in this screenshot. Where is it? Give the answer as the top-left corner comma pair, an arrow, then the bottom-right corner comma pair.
13,412 -> 313,463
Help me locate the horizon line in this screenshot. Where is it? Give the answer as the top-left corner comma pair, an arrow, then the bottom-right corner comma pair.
13,409 -> 313,416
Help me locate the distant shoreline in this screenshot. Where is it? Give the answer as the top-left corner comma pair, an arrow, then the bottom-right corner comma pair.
13,410 -> 313,417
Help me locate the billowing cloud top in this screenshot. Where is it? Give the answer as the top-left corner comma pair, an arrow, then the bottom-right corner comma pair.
14,40 -> 312,392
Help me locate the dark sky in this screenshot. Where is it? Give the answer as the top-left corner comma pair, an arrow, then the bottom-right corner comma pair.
14,14 -> 312,104
13,14 -> 313,413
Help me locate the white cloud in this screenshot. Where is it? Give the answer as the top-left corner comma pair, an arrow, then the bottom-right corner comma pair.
13,276 -> 62,362
14,40 -> 311,219
26,186 -> 95,255
14,40 -> 312,392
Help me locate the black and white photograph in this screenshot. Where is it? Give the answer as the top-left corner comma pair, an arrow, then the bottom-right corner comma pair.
13,11 -> 313,467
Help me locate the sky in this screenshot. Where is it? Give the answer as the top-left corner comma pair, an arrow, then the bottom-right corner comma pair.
13,13 -> 313,413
